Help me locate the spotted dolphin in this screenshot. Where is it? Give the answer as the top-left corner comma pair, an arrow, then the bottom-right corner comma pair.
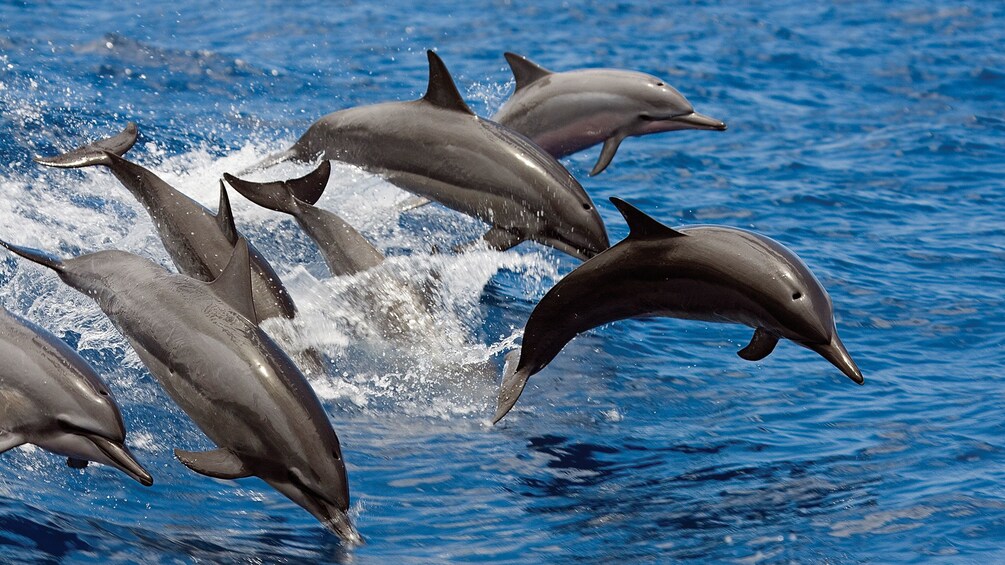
0,306 -> 152,485
251,50 -> 609,261
33,123 -> 298,322
0,238 -> 360,543
492,53 -> 727,176
493,197 -> 863,423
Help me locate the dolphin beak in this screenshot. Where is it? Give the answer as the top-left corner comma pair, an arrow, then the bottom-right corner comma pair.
668,111 -> 727,131
809,333 -> 863,385
324,508 -> 365,547
89,435 -> 154,486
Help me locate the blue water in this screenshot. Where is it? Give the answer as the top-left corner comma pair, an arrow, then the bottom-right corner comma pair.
1,0 -> 1003,562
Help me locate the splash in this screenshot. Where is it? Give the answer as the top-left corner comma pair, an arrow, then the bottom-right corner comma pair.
0,129 -> 557,421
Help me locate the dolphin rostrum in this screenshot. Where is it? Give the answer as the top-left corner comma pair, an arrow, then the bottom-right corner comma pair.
493,197 -> 863,423
251,50 -> 609,261
492,53 -> 727,176
0,306 -> 152,486
33,123 -> 298,322
0,238 -> 360,543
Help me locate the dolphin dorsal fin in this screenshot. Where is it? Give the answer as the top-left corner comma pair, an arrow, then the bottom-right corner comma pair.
504,52 -> 552,91
609,197 -> 687,240
208,238 -> 259,325
423,50 -> 474,115
215,181 -> 239,246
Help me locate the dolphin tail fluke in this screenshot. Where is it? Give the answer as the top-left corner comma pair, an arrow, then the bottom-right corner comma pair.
492,350 -> 532,424
0,239 -> 65,272
34,122 -> 138,169
224,161 -> 331,217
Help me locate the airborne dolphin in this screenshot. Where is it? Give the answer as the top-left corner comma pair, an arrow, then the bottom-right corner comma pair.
493,197 -> 863,423
492,53 -> 727,176
224,161 -> 383,277
251,50 -> 609,261
33,123 -> 298,322
0,238 -> 360,543
0,306 -> 152,486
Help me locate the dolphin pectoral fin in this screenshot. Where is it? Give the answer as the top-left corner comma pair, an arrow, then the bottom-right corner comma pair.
207,238 -> 259,325
397,195 -> 432,212
174,447 -> 251,480
492,350 -> 531,424
503,52 -> 553,91
67,457 -> 89,469
481,227 -> 523,252
215,182 -> 240,245
34,122 -> 138,168
0,432 -> 25,454
738,328 -> 779,361
590,135 -> 625,176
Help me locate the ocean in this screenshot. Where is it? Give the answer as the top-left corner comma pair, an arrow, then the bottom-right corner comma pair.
1,0 -> 1004,562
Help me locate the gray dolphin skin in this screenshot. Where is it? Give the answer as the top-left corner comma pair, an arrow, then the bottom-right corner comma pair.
254,50 -> 609,261
224,161 -> 384,277
492,52 -> 727,176
0,238 -> 361,543
33,123 -> 298,322
0,307 -> 152,486
493,197 -> 863,423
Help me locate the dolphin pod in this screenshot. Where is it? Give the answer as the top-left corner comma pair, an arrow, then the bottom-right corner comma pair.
492,198 -> 863,423
0,49 -> 866,545
493,52 -> 727,176
0,306 -> 152,486
0,238 -> 360,544
33,123 -> 298,322
251,50 -> 610,261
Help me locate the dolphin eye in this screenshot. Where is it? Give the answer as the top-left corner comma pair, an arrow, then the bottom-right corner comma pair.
332,450 -> 341,461
99,389 -> 109,396
582,203 -> 592,211
792,291 -> 803,300
655,82 -> 665,87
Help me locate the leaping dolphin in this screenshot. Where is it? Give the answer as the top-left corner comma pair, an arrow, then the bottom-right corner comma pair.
250,50 -> 610,261
0,238 -> 360,543
492,53 -> 727,176
33,123 -> 298,322
224,161 -> 383,277
0,306 -> 152,486
493,197 -> 863,423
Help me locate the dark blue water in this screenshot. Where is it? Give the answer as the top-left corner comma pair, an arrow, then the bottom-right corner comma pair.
1,0 -> 1004,562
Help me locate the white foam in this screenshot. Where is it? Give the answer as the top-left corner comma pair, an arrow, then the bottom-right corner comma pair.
0,137 -> 558,421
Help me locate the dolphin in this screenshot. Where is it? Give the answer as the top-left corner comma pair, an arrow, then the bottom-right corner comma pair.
0,306 -> 152,486
251,50 -> 609,261
493,197 -> 863,423
0,238 -> 360,543
33,123 -> 298,322
223,161 -> 384,277
492,52 -> 727,176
